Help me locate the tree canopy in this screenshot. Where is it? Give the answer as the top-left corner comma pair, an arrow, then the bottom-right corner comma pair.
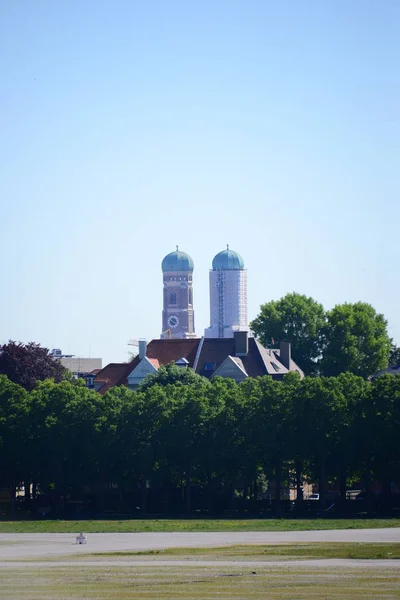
389,343 -> 400,366
0,341 -> 68,391
251,294 -> 392,378
320,302 -> 391,378
0,370 -> 399,518
250,293 -> 325,375
138,363 -> 209,391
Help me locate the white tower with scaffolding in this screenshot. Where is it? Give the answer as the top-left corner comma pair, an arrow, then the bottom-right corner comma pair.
204,246 -> 248,339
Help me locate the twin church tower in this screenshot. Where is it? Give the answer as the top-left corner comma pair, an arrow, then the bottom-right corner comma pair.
161,246 -> 248,339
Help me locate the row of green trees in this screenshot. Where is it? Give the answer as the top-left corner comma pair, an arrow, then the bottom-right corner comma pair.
250,295 -> 395,376
1,366 -> 399,516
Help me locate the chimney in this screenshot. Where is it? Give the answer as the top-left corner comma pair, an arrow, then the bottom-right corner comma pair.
279,340 -> 291,370
139,340 -> 147,360
234,331 -> 249,356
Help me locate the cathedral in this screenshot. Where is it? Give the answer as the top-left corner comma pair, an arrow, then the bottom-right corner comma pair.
94,246 -> 304,392
161,245 -> 248,339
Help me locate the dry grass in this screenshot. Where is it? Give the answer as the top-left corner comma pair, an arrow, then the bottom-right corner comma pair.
0,564 -> 399,599
84,542 -> 400,561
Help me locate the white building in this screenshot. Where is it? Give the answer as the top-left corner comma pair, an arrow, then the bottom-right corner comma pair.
204,246 -> 248,338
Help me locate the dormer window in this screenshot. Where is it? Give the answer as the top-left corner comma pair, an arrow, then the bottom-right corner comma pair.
175,357 -> 189,368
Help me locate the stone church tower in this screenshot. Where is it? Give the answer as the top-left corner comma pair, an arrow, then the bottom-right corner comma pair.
161,247 -> 196,339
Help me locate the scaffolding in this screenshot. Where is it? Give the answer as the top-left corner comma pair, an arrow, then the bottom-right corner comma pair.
217,269 -> 225,338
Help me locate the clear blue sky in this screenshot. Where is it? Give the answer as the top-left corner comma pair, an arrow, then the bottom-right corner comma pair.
1,1 -> 399,365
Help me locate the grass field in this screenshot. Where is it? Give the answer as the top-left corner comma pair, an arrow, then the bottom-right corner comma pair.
0,518 -> 399,533
85,542 -> 400,560
1,564 -> 399,599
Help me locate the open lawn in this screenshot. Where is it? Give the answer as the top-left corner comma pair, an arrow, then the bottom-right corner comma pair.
1,564 -> 399,599
0,518 -> 400,533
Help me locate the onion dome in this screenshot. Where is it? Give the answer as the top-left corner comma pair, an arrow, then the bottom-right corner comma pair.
162,247 -> 194,272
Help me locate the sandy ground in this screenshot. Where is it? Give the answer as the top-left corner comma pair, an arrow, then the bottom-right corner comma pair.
0,528 -> 399,566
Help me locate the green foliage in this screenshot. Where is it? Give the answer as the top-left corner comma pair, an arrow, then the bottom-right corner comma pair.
250,293 -> 325,375
0,375 -> 30,488
1,367 -> 400,517
251,295 -> 393,378
389,342 -> 400,366
321,302 -> 391,378
138,363 -> 210,391
0,341 -> 68,390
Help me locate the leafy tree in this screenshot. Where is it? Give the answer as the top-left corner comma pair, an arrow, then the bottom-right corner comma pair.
241,375 -> 294,515
389,342 -> 400,366
292,376 -> 347,509
0,341 -> 67,391
29,379 -> 104,514
138,363 -> 209,391
366,375 -> 400,502
210,378 -> 250,511
250,293 -> 325,375
321,302 -> 391,378
0,375 -> 30,512
330,372 -> 369,500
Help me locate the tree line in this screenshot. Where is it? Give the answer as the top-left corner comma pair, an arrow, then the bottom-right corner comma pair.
1,365 -> 399,518
250,294 -> 395,376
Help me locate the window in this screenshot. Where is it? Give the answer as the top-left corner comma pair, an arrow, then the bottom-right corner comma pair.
176,357 -> 189,367
204,362 -> 216,372
271,362 -> 280,371
170,291 -> 177,305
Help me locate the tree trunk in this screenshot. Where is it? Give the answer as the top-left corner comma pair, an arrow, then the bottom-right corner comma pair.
275,461 -> 282,517
9,483 -> 16,518
185,469 -> 192,515
319,460 -> 327,510
382,475 -> 391,511
24,478 -> 31,502
364,458 -> 373,515
229,480 -> 236,514
253,476 -> 258,514
295,461 -> 303,502
339,467 -> 347,500
118,484 -> 124,513
140,479 -> 148,515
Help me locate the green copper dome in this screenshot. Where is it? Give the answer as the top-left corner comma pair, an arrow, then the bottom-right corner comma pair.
212,246 -> 244,270
162,247 -> 194,272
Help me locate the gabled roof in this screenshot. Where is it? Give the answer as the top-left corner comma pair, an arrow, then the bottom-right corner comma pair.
213,355 -> 248,380
95,340 -> 200,394
197,337 -> 269,378
146,338 -> 200,367
148,358 -> 160,368
94,336 -> 304,393
95,358 -> 139,394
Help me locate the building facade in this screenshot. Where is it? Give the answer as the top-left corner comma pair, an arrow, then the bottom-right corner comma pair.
94,335 -> 304,393
205,246 -> 248,338
161,247 -> 196,339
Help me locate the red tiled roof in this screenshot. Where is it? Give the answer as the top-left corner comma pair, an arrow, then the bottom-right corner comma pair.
95,357 -> 139,394
148,358 -> 160,368
94,336 -> 304,393
146,338 -> 200,367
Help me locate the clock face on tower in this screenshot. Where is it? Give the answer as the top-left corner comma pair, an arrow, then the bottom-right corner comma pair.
168,315 -> 179,328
